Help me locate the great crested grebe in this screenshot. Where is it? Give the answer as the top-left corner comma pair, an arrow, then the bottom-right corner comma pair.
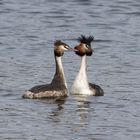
23,40 -> 75,99
71,35 -> 104,96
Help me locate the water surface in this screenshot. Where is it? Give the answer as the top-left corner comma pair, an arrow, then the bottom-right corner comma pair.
0,0 -> 140,139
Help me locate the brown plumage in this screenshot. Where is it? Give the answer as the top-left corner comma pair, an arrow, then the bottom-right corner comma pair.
23,40 -> 74,99
89,83 -> 104,96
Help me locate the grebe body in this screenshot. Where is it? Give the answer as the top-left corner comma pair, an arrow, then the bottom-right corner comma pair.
71,35 -> 104,96
23,40 -> 73,99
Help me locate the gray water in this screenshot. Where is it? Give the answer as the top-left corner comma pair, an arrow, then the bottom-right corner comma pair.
0,0 -> 140,139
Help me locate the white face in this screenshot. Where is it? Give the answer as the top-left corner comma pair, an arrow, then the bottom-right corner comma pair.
83,44 -> 89,50
59,45 -> 69,51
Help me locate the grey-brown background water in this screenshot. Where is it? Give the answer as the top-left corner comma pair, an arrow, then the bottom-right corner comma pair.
0,0 -> 140,139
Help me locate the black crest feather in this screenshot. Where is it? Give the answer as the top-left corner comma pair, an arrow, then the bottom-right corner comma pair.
54,40 -> 67,46
78,35 -> 94,47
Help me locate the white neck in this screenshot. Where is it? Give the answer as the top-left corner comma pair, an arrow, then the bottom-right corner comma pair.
56,56 -> 64,72
71,55 -> 91,95
78,55 -> 87,78
55,56 -> 67,88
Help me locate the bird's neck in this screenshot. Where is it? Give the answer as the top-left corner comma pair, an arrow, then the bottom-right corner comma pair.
51,55 -> 67,88
71,55 -> 90,94
78,55 -> 87,78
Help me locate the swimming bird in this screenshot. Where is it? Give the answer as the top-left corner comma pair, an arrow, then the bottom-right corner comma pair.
71,35 -> 104,96
23,40 -> 74,99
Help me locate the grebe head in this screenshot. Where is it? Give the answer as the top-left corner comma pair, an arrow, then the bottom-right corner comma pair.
74,35 -> 94,56
54,40 -> 73,57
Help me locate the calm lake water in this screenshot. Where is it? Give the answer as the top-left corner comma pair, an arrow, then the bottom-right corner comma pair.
0,0 -> 140,139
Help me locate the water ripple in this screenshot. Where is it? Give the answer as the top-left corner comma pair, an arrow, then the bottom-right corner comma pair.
0,0 -> 140,140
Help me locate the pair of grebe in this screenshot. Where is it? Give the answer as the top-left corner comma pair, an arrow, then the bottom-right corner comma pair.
22,35 -> 104,99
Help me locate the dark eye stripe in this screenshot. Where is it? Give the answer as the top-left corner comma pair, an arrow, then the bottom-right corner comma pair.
64,45 -> 69,49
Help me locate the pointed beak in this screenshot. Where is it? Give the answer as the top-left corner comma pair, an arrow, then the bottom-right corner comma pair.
65,45 -> 78,52
70,48 -> 79,52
